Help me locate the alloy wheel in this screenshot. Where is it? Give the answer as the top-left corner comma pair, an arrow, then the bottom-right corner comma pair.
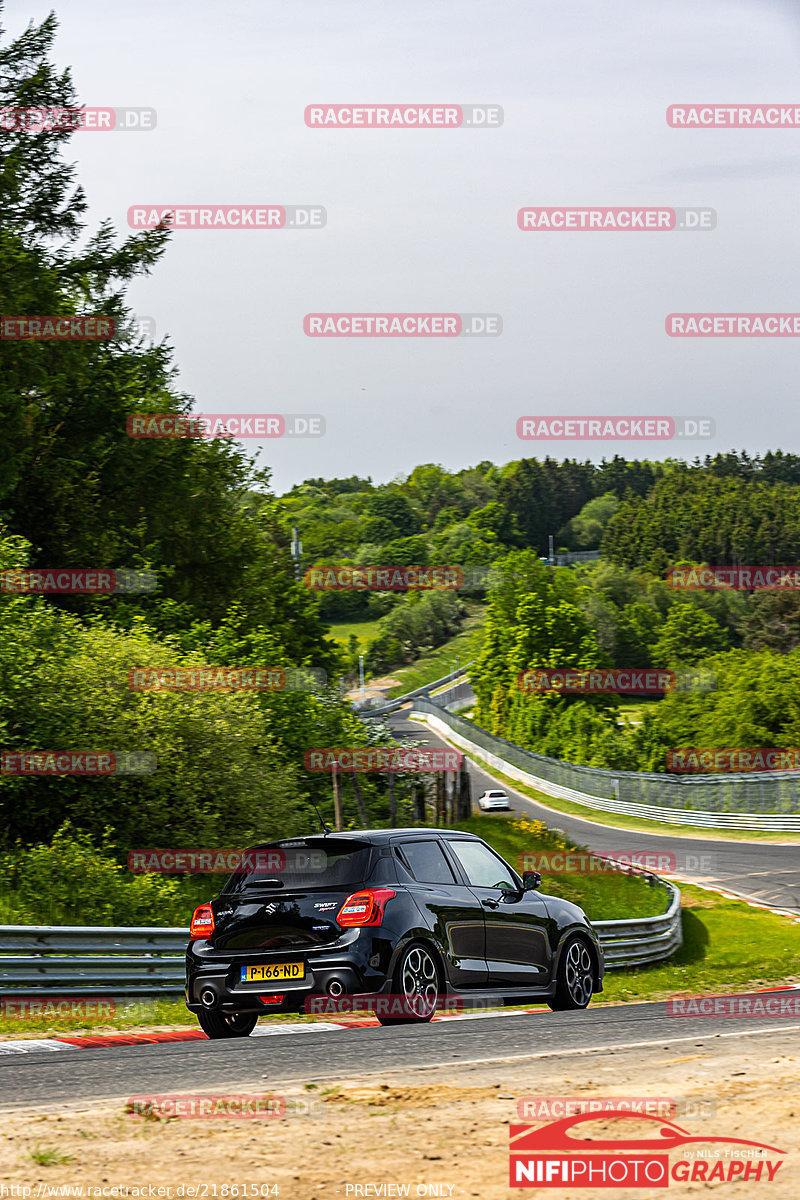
400,945 -> 438,1017
564,939 -> 593,1006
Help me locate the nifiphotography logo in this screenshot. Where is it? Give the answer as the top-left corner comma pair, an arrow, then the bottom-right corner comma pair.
509,1110 -> 785,1187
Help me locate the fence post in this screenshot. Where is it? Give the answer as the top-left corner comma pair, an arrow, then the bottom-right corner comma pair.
332,764 -> 343,831
388,771 -> 397,826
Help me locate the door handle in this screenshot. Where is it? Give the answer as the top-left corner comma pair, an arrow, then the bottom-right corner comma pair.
481,897 -> 499,909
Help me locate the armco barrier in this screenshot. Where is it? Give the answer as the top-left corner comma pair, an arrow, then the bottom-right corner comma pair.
412,700 -> 800,831
0,926 -> 186,995
357,663 -> 473,718
594,881 -> 682,967
0,886 -> 681,996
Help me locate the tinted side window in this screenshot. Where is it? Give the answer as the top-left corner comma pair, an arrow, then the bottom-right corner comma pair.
447,840 -> 518,890
397,840 -> 456,885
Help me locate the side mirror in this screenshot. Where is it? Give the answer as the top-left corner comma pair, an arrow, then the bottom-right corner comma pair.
522,870 -> 541,892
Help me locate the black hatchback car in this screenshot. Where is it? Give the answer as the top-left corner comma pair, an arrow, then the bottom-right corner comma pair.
186,828 -> 604,1038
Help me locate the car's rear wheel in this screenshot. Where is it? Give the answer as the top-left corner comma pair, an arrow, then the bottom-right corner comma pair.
197,1009 -> 258,1039
548,936 -> 595,1011
377,942 -> 440,1025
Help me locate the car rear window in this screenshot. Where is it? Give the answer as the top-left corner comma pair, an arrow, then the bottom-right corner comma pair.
221,839 -> 372,895
395,839 -> 456,885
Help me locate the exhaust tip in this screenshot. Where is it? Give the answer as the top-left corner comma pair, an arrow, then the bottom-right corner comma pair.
200,987 -> 219,1009
327,979 -> 344,997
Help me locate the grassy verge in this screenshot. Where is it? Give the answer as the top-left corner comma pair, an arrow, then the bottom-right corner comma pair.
600,882 -> 800,1003
421,728 -> 800,843
326,619 -> 383,649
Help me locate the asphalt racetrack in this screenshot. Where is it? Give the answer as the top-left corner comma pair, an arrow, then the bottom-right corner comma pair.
2,995 -> 799,1111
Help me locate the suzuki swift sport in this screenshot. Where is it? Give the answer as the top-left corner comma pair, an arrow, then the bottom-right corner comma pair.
185,828 -> 604,1038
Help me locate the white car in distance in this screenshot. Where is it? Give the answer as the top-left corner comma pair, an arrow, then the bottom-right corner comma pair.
477,789 -> 511,812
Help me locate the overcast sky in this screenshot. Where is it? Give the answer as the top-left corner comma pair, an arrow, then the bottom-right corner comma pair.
9,0 -> 800,491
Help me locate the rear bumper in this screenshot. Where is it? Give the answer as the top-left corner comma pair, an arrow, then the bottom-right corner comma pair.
185,930 -> 393,1014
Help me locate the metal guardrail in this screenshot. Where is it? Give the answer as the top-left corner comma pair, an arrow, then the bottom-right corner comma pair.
0,884 -> 681,996
0,926 -> 187,995
554,550 -> 601,565
594,881 -> 682,968
357,663 -> 474,719
431,679 -> 475,713
414,700 -> 800,830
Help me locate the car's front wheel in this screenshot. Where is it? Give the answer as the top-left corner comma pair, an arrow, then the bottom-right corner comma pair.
197,1009 -> 258,1039
377,942 -> 440,1025
547,936 -> 595,1011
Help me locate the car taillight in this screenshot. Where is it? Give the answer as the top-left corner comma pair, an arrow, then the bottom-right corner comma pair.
337,888 -> 396,928
190,903 -> 215,939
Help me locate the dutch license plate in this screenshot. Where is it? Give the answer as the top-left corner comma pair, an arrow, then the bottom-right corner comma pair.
241,962 -> 305,983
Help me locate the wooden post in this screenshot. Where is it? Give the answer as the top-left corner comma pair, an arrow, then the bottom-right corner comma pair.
332,763 -> 343,831
458,757 -> 471,819
388,771 -> 397,826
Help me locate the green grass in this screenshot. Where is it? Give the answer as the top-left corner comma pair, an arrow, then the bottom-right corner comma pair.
453,815 -> 669,921
326,618 -> 384,650
600,882 -> 800,1003
425,732 -> 800,843
28,1148 -> 74,1166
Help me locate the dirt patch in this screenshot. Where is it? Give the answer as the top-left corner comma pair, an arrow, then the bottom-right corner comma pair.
320,1083 -> 503,1108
